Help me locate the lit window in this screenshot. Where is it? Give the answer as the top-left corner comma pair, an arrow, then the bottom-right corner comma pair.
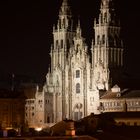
76,70 -> 80,78
76,83 -> 80,93
135,101 -> 139,106
117,102 -> 120,106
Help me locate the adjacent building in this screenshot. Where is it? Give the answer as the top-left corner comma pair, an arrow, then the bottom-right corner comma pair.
0,89 -> 25,130
99,85 -> 140,113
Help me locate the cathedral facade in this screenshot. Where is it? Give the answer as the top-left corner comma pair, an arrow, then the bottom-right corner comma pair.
25,0 -> 123,128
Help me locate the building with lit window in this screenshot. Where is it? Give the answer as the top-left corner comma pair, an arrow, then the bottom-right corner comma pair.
0,89 -> 25,130
99,85 -> 140,113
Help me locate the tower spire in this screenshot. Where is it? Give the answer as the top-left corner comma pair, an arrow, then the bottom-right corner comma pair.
76,19 -> 82,38
59,0 -> 71,16
54,0 -> 73,31
92,0 -> 123,89
99,0 -> 118,25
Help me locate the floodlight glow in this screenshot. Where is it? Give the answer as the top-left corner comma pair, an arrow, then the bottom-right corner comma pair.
35,127 -> 42,132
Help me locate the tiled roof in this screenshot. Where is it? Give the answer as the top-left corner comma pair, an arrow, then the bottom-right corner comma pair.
101,89 -> 140,99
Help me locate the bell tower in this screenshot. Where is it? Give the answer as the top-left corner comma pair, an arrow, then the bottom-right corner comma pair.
92,0 -> 123,90
50,0 -> 76,70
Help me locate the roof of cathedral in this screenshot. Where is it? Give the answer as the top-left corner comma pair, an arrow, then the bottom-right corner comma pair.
101,89 -> 140,99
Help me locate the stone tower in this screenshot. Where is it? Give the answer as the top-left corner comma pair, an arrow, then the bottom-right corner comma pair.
51,0 -> 75,70
43,0 -> 76,123
92,0 -> 123,90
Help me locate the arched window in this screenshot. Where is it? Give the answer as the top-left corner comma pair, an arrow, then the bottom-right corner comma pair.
76,83 -> 80,93
76,70 -> 80,78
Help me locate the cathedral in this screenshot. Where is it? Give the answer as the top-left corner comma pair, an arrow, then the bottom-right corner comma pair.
25,0 -> 124,128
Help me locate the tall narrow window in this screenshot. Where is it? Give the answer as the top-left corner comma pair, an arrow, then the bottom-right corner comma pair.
97,35 -> 100,45
68,20 -> 71,28
90,97 -> 94,103
102,34 -> 105,44
100,13 -> 103,24
59,20 -> 61,29
61,40 -> 63,48
76,70 -> 80,78
67,39 -> 70,49
47,116 -> 50,123
76,83 -> 80,93
56,40 -> 58,47
104,12 -> 107,23
63,18 -> 65,28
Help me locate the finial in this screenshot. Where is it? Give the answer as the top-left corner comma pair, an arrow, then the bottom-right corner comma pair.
59,0 -> 71,16
76,18 -> 82,38
62,0 -> 68,6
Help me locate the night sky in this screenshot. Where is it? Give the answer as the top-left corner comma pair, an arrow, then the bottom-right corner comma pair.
0,0 -> 140,86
